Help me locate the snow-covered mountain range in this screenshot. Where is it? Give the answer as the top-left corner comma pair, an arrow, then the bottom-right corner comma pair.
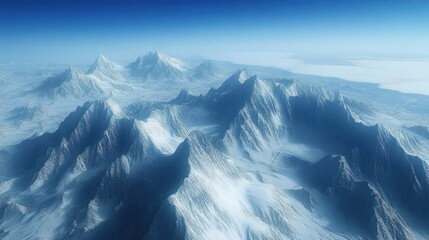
32,55 -> 130,99
0,52 -> 429,240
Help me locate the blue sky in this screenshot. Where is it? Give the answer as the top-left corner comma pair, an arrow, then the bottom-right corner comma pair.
1,0 -> 428,63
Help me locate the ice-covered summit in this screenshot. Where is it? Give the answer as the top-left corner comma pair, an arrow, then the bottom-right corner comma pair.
192,60 -> 222,81
86,54 -> 130,90
87,54 -> 121,75
216,69 -> 250,94
33,57 -> 131,99
34,66 -> 105,98
128,50 -> 187,81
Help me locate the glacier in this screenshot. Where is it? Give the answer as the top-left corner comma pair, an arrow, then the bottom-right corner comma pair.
0,52 -> 429,240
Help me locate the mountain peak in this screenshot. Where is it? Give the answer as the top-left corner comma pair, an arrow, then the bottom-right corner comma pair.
84,98 -> 123,118
235,70 -> 250,83
97,53 -> 108,61
93,54 -> 110,67
217,70 -> 251,94
170,89 -> 199,104
128,51 -> 187,80
34,66 -> 106,99
148,50 -> 163,58
192,60 -> 223,81
142,51 -> 185,68
198,60 -> 214,68
65,66 -> 84,80
67,65 -> 79,73
87,54 -> 118,74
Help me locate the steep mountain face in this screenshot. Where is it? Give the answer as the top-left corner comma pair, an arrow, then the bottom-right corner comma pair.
164,131 -> 346,240
86,55 -> 128,88
87,55 -> 120,76
303,155 -> 412,240
34,67 -> 106,99
2,68 -> 429,240
33,57 -> 131,99
169,89 -> 201,105
0,100 -> 190,240
282,92 -> 429,222
168,72 -> 429,239
127,102 -> 190,140
191,60 -> 222,81
215,70 -> 250,94
128,51 -> 187,81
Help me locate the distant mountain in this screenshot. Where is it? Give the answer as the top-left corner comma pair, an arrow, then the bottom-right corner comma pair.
215,69 -> 250,94
87,54 -> 125,83
33,55 -> 131,99
169,89 -> 200,104
128,51 -> 187,81
34,66 -> 106,98
191,60 -> 222,81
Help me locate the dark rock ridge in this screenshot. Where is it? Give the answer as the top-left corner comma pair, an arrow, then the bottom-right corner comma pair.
0,100 -> 190,239
168,72 -> 429,239
303,155 -> 412,239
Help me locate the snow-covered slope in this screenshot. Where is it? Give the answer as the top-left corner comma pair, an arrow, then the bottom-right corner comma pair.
166,72 -> 429,239
164,131 -> 349,240
33,66 -> 106,99
192,60 -> 223,81
87,54 -> 126,85
0,99 -> 190,240
33,56 -> 131,99
1,61 -> 429,240
128,51 -> 187,81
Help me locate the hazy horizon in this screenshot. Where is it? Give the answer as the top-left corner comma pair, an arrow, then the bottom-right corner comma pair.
1,0 -> 428,95
1,0 -> 429,63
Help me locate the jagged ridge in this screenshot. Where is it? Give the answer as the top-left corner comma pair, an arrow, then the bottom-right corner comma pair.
0,99 -> 190,240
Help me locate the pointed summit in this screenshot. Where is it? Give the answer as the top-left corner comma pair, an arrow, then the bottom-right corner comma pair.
34,66 -> 105,99
149,50 -> 162,58
66,66 -> 83,78
128,51 -> 187,81
170,89 -> 199,104
93,54 -> 110,66
86,54 -> 127,86
87,54 -> 120,75
192,60 -> 221,80
217,70 -> 250,94
139,51 -> 185,69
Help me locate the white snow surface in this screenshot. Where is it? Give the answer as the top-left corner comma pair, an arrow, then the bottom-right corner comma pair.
0,52 -> 428,240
